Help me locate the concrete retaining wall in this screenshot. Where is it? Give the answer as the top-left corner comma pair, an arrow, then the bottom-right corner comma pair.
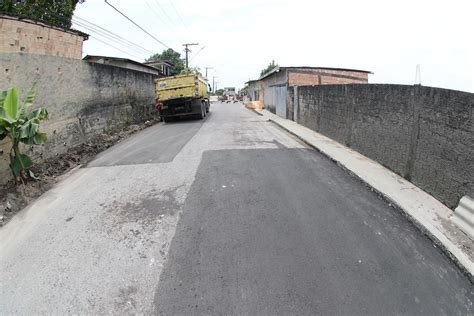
0,53 -> 157,183
289,84 -> 474,208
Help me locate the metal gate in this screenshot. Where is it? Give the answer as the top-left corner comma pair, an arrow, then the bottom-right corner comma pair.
275,85 -> 287,119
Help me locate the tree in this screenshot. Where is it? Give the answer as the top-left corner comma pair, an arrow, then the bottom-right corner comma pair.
260,60 -> 279,77
215,89 -> 224,96
180,67 -> 201,76
146,49 -> 185,75
1,0 -> 86,29
0,85 -> 48,182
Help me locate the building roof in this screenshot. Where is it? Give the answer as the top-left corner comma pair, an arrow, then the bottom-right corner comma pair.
144,60 -> 174,67
245,79 -> 261,84
258,66 -> 373,81
83,55 -> 160,73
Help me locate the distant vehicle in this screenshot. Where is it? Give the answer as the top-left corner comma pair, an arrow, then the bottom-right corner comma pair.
155,74 -> 210,122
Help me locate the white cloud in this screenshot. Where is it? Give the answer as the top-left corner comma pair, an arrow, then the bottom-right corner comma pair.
74,0 -> 474,92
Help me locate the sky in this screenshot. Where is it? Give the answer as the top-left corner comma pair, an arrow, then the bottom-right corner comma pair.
73,0 -> 474,93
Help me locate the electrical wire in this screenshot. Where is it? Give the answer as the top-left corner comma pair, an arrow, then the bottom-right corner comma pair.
168,0 -> 187,29
73,20 -> 148,56
72,18 -> 152,56
89,35 -> 144,60
152,0 -> 178,28
190,46 -> 206,62
143,0 -> 167,26
104,0 -> 170,49
73,16 -> 154,54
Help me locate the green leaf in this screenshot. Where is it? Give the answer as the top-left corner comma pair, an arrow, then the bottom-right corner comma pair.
4,88 -> 19,119
27,108 -> 48,121
10,153 -> 33,177
19,119 -> 39,139
23,83 -> 37,109
21,132 -> 47,145
10,160 -> 21,178
0,104 -> 16,127
0,90 -> 6,105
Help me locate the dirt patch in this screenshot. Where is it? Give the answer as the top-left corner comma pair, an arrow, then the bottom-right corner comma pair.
0,119 -> 159,227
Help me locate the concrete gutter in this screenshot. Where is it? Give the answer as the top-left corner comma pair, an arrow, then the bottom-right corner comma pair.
253,108 -> 474,282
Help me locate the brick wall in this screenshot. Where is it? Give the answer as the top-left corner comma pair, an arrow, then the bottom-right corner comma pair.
288,69 -> 368,87
289,84 -> 474,208
0,53 -> 157,184
0,15 -> 86,59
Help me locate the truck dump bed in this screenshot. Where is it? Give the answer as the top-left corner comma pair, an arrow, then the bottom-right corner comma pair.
155,74 -> 208,102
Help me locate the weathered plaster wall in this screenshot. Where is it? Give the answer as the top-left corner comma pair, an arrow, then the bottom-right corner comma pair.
289,84 -> 474,208
262,70 -> 287,114
0,53 -> 157,183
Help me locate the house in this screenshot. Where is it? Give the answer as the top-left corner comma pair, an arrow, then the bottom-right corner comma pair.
252,66 -> 372,117
83,55 -> 161,76
223,87 -> 236,97
143,60 -> 173,76
244,79 -> 264,108
0,14 -> 88,59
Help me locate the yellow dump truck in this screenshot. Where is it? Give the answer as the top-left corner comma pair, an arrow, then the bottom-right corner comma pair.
155,73 -> 210,122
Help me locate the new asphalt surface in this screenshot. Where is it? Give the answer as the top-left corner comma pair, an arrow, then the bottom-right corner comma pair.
1,102 -> 472,314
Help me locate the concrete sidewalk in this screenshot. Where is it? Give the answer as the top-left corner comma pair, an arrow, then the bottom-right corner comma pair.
253,108 -> 473,281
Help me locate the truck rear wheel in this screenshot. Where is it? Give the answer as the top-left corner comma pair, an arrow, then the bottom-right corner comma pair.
197,103 -> 205,120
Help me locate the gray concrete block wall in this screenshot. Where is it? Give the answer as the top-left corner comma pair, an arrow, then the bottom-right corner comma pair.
411,87 -> 474,207
0,53 -> 157,183
349,85 -> 414,176
293,84 -> 474,208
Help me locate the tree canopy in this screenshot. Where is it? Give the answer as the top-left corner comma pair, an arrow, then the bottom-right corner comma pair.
1,0 -> 85,29
146,49 -> 185,75
260,60 -> 279,77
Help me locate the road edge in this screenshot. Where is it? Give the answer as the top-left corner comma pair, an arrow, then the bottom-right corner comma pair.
253,108 -> 473,283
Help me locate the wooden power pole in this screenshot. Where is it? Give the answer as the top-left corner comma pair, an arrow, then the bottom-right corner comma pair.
182,43 -> 198,69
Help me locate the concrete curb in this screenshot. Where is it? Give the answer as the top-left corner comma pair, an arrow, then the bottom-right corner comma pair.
451,196 -> 474,240
246,107 -> 264,116
254,109 -> 473,282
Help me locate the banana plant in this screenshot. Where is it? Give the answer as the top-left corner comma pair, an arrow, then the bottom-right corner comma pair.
0,85 -> 48,182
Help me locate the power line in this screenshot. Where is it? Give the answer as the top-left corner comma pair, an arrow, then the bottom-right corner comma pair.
73,21 -> 147,57
74,16 -> 154,54
144,0 -> 167,26
168,0 -> 187,29
189,46 -> 206,63
152,0 -> 178,27
104,0 -> 170,49
72,18 -> 152,56
89,35 -> 144,60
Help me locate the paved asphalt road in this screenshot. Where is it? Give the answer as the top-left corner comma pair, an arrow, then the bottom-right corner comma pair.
1,102 -> 472,314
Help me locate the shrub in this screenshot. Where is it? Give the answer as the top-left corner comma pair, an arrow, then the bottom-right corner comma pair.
0,85 -> 48,182
0,0 -> 85,29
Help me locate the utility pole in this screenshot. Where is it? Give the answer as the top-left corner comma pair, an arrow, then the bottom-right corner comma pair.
182,43 -> 198,69
205,67 -> 213,79
213,76 -> 218,93
415,64 -> 422,85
